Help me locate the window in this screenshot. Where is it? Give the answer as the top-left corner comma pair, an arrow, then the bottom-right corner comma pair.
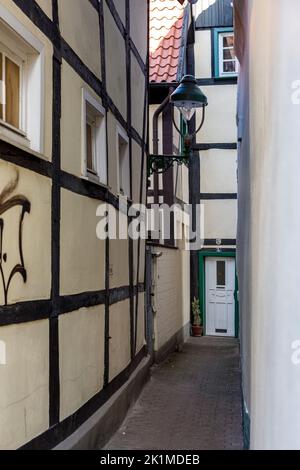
82,89 -> 107,185
216,260 -> 226,287
214,28 -> 238,78
0,52 -> 21,129
117,126 -> 130,197
0,6 -> 45,152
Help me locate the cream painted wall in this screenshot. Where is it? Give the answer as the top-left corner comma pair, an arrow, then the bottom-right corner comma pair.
200,149 -> 237,193
130,0 -> 148,61
35,0 -> 52,19
109,300 -> 131,382
236,0 -> 300,450
59,306 -> 105,421
114,0 -> 126,26
202,200 -> 237,240
196,85 -> 237,143
0,320 -> 49,449
58,0 -> 101,79
153,247 -> 190,353
110,211 -> 129,289
104,2 -> 127,119
0,0 -> 148,450
131,53 -> 146,137
194,30 -> 212,79
0,161 -> 51,305
60,189 -> 106,295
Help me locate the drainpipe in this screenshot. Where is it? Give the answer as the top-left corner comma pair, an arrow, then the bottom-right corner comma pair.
152,92 -> 171,154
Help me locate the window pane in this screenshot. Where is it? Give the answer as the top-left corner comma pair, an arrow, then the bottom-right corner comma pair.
216,261 -> 226,286
86,122 -> 94,172
0,53 -> 3,120
5,57 -> 20,128
223,61 -> 236,73
223,48 -> 235,60
223,35 -> 234,48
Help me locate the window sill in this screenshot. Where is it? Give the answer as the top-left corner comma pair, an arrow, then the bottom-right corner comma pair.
0,131 -> 48,162
0,122 -> 30,148
214,75 -> 238,80
81,173 -> 110,191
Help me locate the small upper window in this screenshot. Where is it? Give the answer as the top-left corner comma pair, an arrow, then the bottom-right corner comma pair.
214,28 -> 238,78
0,7 -> 45,153
82,89 -> 107,185
216,260 -> 226,287
0,52 -> 21,129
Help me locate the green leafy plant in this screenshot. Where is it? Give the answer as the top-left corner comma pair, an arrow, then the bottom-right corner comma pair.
192,297 -> 202,326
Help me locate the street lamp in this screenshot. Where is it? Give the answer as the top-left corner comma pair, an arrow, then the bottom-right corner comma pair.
149,75 -> 208,175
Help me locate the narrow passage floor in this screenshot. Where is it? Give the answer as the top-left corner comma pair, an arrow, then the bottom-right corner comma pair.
104,337 -> 244,450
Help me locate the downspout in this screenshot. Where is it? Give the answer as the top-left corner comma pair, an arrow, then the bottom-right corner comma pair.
152,92 -> 172,154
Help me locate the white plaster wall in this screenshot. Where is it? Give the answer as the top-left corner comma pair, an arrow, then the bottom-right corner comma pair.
196,85 -> 237,143
59,306 -> 105,421
194,30 -> 212,79
236,0 -> 300,450
200,149 -> 237,193
0,320 -> 49,449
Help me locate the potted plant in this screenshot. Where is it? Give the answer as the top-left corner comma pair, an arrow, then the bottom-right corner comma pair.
191,297 -> 203,337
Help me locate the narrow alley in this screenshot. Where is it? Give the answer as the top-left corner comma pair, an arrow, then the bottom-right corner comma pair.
104,338 -> 244,450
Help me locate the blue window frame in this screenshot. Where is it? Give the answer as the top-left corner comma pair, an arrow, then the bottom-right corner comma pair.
213,27 -> 238,78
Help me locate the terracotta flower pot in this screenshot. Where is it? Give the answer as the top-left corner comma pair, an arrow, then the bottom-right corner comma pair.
192,325 -> 203,337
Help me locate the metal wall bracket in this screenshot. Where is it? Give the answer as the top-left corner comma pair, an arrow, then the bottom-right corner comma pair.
148,153 -> 190,176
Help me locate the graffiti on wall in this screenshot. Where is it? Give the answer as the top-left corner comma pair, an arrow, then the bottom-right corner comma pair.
0,170 -> 31,305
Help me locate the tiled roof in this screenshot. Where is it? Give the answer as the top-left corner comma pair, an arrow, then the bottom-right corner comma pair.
150,0 -> 187,83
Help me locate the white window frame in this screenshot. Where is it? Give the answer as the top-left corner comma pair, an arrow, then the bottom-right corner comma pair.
0,5 -> 45,153
82,88 -> 107,186
116,125 -> 130,198
218,31 -> 238,78
0,44 -> 26,134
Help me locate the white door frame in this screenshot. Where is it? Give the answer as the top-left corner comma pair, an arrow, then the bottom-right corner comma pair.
200,253 -> 237,338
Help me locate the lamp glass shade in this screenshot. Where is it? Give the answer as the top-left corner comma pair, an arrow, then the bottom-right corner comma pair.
170,75 -> 208,121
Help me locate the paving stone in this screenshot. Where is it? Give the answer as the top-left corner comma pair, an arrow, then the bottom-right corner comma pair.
104,337 -> 244,451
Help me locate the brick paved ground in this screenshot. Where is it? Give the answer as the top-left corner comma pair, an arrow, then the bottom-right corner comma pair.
104,337 -> 244,450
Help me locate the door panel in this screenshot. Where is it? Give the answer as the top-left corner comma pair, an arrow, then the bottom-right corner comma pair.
205,257 -> 235,337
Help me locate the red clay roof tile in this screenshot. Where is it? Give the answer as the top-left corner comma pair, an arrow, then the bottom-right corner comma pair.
150,0 -> 186,83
